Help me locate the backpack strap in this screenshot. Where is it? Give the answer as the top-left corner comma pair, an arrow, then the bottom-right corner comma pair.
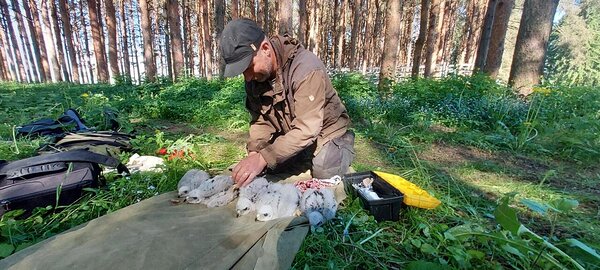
0,150 -> 129,177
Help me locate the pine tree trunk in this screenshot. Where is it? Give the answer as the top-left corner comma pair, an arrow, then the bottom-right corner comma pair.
474,0 -> 497,71
0,0 -> 27,81
129,0 -> 141,82
28,0 -> 51,81
48,0 -> 69,81
215,0 -> 225,77
399,0 -> 415,67
370,0 -> 384,68
167,0 -> 184,80
483,0 -> 513,78
58,0 -> 79,83
411,0 -> 430,78
424,0 -> 440,77
12,0 -> 36,82
509,0 -> 558,96
231,0 -> 238,18
183,0 -> 192,74
104,0 -> 120,81
360,0 -> 374,74
0,13 -> 13,80
278,0 -> 291,35
298,0 -> 307,45
69,5 -> 89,83
22,0 -> 45,82
201,0 -> 212,79
348,0 -> 361,69
336,0 -> 345,68
165,13 -> 173,80
378,0 -> 401,91
139,0 -> 156,81
88,0 -> 109,82
81,1 -> 94,83
119,0 -> 131,81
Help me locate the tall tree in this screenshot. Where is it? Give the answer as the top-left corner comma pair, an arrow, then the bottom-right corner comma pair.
200,0 -> 212,79
80,1 -> 94,83
298,0 -> 307,45
105,0 -> 120,80
139,0 -> 156,81
88,0 -> 109,82
48,0 -> 69,81
0,12 -> 13,81
12,0 -> 36,82
412,0 -> 430,78
348,0 -> 361,69
119,0 -> 131,81
182,0 -> 192,74
424,0 -> 441,77
58,0 -> 80,83
167,0 -> 184,80
28,0 -> 51,81
474,0 -> 498,71
483,0 -> 514,78
509,0 -> 559,96
215,0 -> 225,77
129,0 -> 141,82
335,0 -> 346,68
378,0 -> 401,91
22,0 -> 45,82
0,0 -> 26,81
278,0 -> 291,35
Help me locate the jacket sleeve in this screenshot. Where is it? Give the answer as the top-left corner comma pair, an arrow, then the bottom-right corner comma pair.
259,70 -> 326,168
246,97 -> 276,153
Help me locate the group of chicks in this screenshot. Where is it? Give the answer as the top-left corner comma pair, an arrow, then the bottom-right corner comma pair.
176,169 -> 338,227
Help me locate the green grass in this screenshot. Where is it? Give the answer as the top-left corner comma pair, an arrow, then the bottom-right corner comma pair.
0,75 -> 599,269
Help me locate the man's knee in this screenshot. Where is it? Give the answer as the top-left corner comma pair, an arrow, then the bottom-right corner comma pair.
312,130 -> 355,179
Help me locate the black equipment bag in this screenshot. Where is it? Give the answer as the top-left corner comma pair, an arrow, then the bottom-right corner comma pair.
37,131 -> 134,157
0,150 -> 129,217
16,109 -> 90,138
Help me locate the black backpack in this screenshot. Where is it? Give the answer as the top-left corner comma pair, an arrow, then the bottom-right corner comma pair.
0,150 -> 129,218
16,109 -> 90,138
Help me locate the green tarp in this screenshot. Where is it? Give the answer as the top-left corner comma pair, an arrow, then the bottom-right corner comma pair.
0,169 -> 348,270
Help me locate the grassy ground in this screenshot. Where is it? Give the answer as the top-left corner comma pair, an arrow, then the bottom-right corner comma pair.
0,75 -> 598,269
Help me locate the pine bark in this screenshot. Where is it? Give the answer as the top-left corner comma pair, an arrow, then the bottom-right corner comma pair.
48,0 -> 69,81
119,0 -> 131,80
183,0 -> 192,74
0,13 -> 13,80
399,0 -> 415,66
474,0 -> 497,71
411,0 -> 430,78
215,0 -> 225,77
104,0 -> 120,80
360,0 -> 374,74
509,0 -> 559,96
129,0 -> 141,82
298,0 -> 307,45
80,1 -> 94,82
12,0 -> 36,82
200,0 -> 212,79
28,0 -> 51,81
88,0 -> 109,82
58,0 -> 79,83
424,0 -> 440,77
335,0 -> 345,68
167,0 -> 184,80
139,0 -> 156,81
21,0 -> 44,82
0,0 -> 26,81
378,0 -> 401,90
231,0 -> 238,19
348,0 -> 361,69
483,0 -> 513,78
278,0 -> 291,35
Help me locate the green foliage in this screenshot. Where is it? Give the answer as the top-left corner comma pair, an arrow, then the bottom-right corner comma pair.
546,0 -> 600,86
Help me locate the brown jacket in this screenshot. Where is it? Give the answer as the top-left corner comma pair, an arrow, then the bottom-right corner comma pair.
245,35 -> 350,169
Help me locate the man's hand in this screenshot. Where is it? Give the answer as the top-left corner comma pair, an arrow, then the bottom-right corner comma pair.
232,151 -> 267,187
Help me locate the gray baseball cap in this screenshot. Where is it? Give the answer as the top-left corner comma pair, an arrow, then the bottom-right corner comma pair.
221,19 -> 266,78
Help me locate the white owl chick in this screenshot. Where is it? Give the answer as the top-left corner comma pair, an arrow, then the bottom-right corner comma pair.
255,183 -> 301,222
236,177 -> 270,217
300,188 -> 338,227
178,169 -> 210,198
194,174 -> 234,198
204,185 -> 239,208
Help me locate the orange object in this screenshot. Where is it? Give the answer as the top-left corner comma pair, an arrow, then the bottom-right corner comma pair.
156,148 -> 168,155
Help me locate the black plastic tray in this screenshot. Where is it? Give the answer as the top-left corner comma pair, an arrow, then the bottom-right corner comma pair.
343,171 -> 405,221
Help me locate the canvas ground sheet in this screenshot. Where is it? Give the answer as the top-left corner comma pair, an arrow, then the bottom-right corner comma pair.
0,169 -> 348,270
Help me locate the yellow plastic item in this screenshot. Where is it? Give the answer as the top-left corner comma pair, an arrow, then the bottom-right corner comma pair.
374,171 -> 441,209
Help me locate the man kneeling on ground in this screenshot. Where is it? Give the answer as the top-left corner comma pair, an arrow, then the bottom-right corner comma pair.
221,19 -> 355,186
